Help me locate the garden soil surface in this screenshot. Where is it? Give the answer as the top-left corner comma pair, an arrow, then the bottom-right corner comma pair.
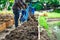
2,15 -> 38,40
1,14 -> 58,40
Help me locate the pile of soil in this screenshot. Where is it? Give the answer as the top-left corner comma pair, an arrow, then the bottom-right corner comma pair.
40,28 -> 50,40
2,15 -> 38,40
0,14 -> 14,22
40,27 -> 57,40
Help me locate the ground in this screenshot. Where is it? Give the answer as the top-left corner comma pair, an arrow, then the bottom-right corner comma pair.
0,11 -> 60,40
0,25 -> 15,40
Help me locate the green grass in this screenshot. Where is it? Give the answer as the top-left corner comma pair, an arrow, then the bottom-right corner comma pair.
45,12 -> 60,18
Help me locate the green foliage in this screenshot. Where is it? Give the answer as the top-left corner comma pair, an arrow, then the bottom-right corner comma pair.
40,0 -> 49,3
0,0 -> 60,10
54,9 -> 60,13
0,0 -> 14,10
38,16 -> 49,30
50,0 -> 59,7
9,0 -> 14,3
32,2 -> 44,11
56,22 -> 60,27
0,0 -> 7,10
38,16 -> 51,37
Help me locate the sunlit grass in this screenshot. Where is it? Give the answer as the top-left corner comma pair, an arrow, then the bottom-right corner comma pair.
46,12 -> 60,18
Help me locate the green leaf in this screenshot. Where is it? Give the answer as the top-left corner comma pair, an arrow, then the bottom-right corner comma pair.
38,16 -> 49,30
38,16 -> 51,37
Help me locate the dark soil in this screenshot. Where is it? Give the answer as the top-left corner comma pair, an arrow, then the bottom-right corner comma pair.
40,28 -> 50,40
40,27 -> 57,40
2,15 -> 38,40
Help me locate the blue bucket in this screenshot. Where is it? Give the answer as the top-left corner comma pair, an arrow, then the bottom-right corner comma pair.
20,7 -> 29,22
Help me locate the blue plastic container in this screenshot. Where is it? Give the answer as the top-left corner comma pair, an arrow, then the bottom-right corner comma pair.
20,6 -> 29,22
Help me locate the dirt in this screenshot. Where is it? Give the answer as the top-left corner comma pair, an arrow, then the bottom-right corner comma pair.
40,27 -> 50,40
0,14 -> 14,21
1,14 -> 58,40
0,22 -> 3,24
40,27 -> 57,40
0,14 -> 14,26
2,15 -> 38,40
47,18 -> 60,22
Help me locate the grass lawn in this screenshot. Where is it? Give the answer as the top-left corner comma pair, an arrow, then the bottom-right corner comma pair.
47,9 -> 60,18
45,12 -> 60,18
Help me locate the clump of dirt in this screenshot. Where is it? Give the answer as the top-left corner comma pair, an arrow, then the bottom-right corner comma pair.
2,15 -> 38,40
